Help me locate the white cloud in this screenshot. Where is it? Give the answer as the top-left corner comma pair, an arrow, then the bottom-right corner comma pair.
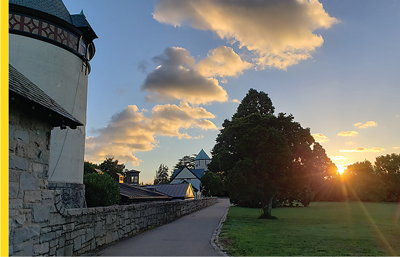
154,0 -> 338,70
141,47 -> 228,105
231,99 -> 241,104
85,102 -> 218,165
354,121 -> 377,129
330,156 -> 347,161
197,46 -> 253,78
312,133 -> 329,143
337,131 -> 358,137
393,146 -> 400,149
339,147 -> 385,153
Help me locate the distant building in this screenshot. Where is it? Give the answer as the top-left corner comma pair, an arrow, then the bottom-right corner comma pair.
146,183 -> 195,200
119,184 -> 169,204
170,149 -> 211,198
9,0 -> 97,208
125,169 -> 140,185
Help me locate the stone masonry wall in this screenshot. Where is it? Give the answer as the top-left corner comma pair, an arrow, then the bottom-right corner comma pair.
9,108 -> 218,256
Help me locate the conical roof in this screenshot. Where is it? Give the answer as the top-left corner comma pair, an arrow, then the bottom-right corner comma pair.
194,149 -> 210,160
10,0 -> 72,23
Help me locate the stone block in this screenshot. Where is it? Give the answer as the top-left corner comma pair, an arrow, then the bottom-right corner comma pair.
94,222 -> 103,237
85,228 -> 94,242
40,231 -> 55,243
71,229 -> 85,239
32,203 -> 51,222
13,239 -> 33,256
49,246 -> 56,255
9,170 -> 20,182
24,190 -> 41,202
9,182 -> 19,199
32,162 -> 44,174
13,225 -> 40,244
49,213 -> 65,226
33,242 -> 49,255
73,235 -> 82,251
14,129 -> 29,144
66,208 -> 82,216
63,222 -> 75,232
9,199 -> 23,209
65,244 -> 73,256
19,172 -> 38,190
50,238 -> 58,248
14,215 -> 26,225
9,155 -> 29,171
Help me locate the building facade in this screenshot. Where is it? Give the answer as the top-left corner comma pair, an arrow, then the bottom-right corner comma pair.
9,0 -> 97,207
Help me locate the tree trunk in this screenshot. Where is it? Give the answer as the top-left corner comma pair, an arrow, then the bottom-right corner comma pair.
260,195 -> 276,219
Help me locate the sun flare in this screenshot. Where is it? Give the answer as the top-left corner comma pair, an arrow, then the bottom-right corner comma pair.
337,165 -> 346,174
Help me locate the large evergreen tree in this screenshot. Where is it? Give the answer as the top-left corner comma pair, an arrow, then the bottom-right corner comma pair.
209,88 -> 330,218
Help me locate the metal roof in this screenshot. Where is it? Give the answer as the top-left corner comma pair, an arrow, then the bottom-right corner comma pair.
146,184 -> 194,199
120,184 -> 169,201
9,64 -> 83,129
194,149 -> 211,160
10,0 -> 72,23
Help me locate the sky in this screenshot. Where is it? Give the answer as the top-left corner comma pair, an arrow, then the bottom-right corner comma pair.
63,0 -> 400,183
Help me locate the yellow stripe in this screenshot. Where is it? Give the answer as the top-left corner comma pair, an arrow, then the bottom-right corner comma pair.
0,0 -> 9,255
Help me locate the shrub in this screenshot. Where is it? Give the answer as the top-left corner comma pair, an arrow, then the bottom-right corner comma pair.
84,173 -> 120,207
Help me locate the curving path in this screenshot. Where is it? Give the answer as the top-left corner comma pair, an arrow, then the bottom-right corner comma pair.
94,198 -> 231,256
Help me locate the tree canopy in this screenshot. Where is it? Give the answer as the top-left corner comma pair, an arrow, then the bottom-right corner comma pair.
154,164 -> 170,184
173,155 -> 196,170
209,88 -> 333,218
99,157 -> 125,181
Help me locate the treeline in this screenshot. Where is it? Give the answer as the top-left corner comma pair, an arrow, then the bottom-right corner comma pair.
201,89 -> 399,218
318,154 -> 400,202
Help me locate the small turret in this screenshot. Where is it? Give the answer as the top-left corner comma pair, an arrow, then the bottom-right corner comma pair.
194,149 -> 211,171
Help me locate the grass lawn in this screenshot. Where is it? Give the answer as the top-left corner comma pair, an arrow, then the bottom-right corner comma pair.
219,201 -> 400,256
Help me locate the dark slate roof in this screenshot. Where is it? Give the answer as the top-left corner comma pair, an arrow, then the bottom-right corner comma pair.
146,184 -> 193,199
192,169 -> 205,179
10,0 -> 72,23
70,13 -> 89,27
195,149 -> 211,160
171,166 -> 205,180
9,64 -> 83,128
120,184 -> 169,201
126,169 -> 140,174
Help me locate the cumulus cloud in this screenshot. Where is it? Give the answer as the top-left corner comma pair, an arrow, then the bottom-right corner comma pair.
154,0 -> 338,70
312,133 -> 329,143
337,131 -> 358,137
197,46 -> 253,78
141,47 -> 228,105
354,121 -> 378,129
85,102 -> 217,165
339,147 -> 385,153
330,156 -> 346,161
231,99 -> 241,104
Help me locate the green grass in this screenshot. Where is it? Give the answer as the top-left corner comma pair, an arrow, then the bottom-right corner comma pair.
219,202 -> 400,256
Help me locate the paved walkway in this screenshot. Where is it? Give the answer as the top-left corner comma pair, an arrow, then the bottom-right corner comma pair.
95,198 -> 231,256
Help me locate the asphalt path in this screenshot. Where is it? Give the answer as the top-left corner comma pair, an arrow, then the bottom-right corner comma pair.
95,198 -> 231,256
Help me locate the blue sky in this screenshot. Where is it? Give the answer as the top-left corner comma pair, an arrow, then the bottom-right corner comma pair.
64,0 -> 400,183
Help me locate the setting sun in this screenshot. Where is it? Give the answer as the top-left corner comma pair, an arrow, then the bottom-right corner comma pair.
337,165 -> 346,174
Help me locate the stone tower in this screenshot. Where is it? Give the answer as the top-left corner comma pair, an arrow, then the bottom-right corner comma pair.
9,0 -> 97,207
